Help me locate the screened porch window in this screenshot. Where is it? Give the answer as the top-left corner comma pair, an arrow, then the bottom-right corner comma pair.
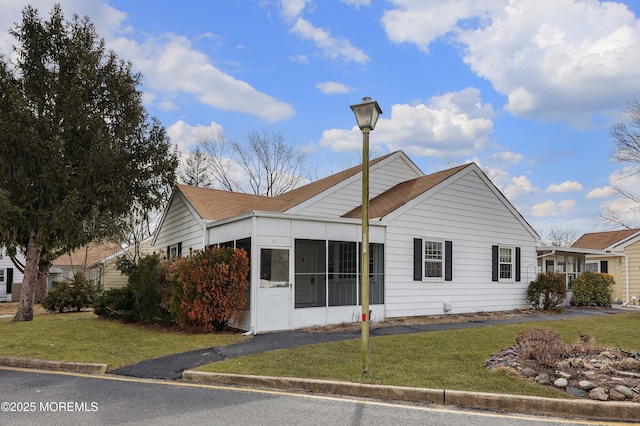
294,239 -> 384,308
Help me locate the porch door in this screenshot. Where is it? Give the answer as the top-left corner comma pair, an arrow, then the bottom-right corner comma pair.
257,248 -> 292,332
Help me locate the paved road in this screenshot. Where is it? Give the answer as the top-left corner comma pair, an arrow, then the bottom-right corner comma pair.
0,368 -> 613,426
112,307 -> 627,380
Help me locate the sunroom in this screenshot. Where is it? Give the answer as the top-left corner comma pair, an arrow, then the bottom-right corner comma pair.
207,211 -> 386,334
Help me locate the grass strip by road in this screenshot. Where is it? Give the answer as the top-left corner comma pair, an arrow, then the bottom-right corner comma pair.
0,312 -> 247,369
196,311 -> 640,399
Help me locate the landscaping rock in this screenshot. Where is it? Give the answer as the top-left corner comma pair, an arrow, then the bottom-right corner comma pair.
610,389 -> 627,401
486,337 -> 640,403
589,387 -> 609,401
615,385 -> 636,399
578,380 -> 596,390
566,386 -> 587,398
535,373 -> 550,385
553,378 -> 568,388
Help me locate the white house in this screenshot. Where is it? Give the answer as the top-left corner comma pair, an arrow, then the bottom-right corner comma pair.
0,247 -> 25,302
153,151 -> 539,333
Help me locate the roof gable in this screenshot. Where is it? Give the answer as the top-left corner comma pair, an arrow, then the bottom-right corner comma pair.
572,228 -> 640,250
342,163 -> 470,219
278,151 -> 400,212
173,152 -> 402,221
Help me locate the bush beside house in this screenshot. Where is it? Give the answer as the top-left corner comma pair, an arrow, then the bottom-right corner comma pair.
42,272 -> 97,313
94,247 -> 249,331
571,271 -> 614,307
170,246 -> 249,331
527,272 -> 566,311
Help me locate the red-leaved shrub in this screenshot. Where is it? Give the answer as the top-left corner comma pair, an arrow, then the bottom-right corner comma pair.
170,246 -> 249,331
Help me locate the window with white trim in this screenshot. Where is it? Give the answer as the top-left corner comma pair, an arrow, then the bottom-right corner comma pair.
168,242 -> 181,260
413,238 -> 452,282
585,262 -> 598,272
499,246 -> 514,280
424,240 -> 444,279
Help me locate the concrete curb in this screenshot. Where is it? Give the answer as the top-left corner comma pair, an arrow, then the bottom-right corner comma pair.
0,356 -> 107,374
182,371 -> 640,423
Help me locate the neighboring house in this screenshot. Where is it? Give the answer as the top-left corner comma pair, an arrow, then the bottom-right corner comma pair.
0,247 -> 25,302
571,229 -> 640,305
153,151 -> 539,333
535,246 -> 605,304
50,239 -> 154,290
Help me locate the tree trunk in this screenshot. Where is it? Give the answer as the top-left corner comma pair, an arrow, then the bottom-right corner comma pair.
34,262 -> 50,304
13,230 -> 42,321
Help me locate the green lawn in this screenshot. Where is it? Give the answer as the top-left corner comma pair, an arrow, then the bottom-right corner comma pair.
196,311 -> 640,398
0,312 -> 247,369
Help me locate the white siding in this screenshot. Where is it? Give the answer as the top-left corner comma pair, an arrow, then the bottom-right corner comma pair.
154,193 -> 204,256
290,154 -> 422,218
384,169 -> 537,317
0,247 -> 24,302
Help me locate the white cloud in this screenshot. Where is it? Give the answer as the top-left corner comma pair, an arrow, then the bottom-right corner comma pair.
586,186 -> 616,199
1,1 -> 295,123
316,81 -> 351,94
382,0 -> 640,125
341,0 -> 371,7
486,151 -> 523,167
530,199 -> 576,217
291,18 -> 370,63
381,0 -> 495,52
504,175 -> 537,200
167,120 -> 224,155
0,0 -> 126,58
320,87 -> 495,156
460,0 -> 640,124
121,34 -> 295,122
546,180 -> 583,193
279,0 -> 312,22
277,0 -> 369,63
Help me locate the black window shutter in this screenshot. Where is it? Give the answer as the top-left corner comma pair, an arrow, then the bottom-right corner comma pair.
515,247 -> 521,282
177,242 -> 182,258
445,241 -> 453,281
491,245 -> 499,281
6,268 -> 13,294
167,245 -> 171,259
413,238 -> 422,281
600,260 -> 608,274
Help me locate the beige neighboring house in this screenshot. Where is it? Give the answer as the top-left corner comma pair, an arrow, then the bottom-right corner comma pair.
571,229 -> 640,306
50,239 -> 153,290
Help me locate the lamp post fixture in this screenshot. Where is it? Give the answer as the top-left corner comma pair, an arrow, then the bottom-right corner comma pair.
350,96 -> 382,374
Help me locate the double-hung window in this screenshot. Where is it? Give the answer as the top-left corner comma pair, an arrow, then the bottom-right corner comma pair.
492,245 -> 521,282
413,238 -> 452,282
424,240 -> 444,279
499,246 -> 513,279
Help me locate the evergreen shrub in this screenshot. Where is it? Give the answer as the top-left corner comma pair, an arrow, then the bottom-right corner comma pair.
526,272 -> 566,310
570,271 -> 614,307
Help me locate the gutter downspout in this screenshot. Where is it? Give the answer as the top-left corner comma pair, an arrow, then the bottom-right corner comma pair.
536,250 -> 556,259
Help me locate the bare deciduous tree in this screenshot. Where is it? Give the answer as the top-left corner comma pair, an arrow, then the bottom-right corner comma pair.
200,129 -> 310,196
604,99 -> 640,229
539,227 -> 580,247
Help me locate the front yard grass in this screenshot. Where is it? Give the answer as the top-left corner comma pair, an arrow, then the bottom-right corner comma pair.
0,311 -> 247,369
196,311 -> 640,399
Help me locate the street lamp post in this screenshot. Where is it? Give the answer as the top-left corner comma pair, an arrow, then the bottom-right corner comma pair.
350,96 -> 382,374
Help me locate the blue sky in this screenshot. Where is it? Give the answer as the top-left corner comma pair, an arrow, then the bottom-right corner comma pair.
2,0 -> 640,240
